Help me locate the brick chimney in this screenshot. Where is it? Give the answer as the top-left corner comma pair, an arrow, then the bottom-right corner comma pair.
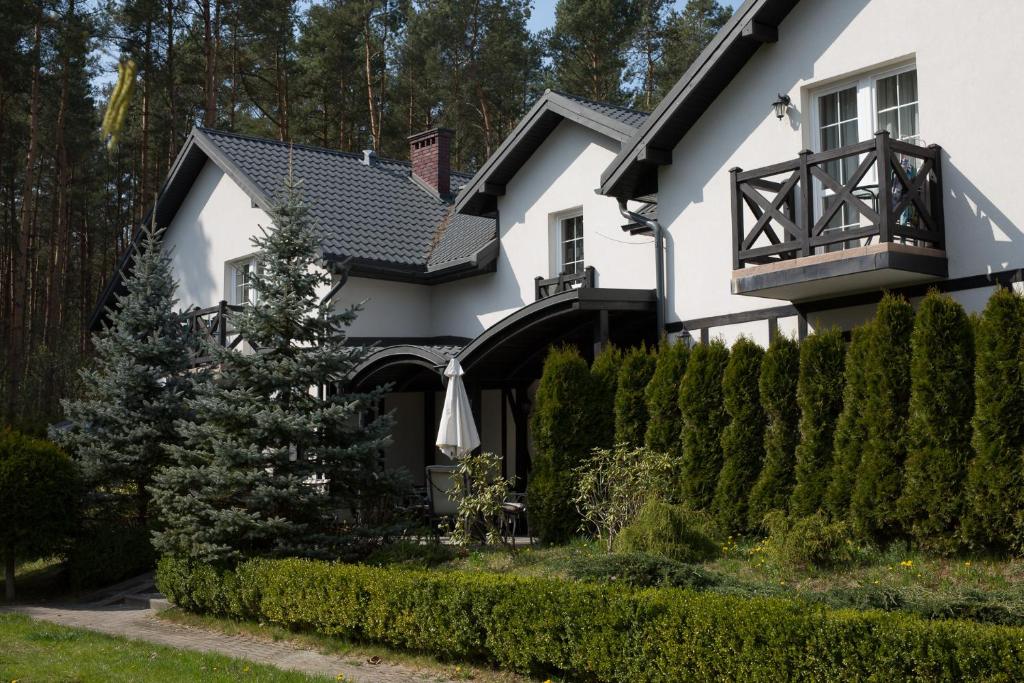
408,128 -> 453,197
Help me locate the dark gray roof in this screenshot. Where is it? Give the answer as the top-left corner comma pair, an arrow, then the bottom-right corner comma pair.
554,91 -> 650,130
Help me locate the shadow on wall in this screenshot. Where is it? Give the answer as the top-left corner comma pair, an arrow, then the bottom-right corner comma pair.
164,174 -> 217,311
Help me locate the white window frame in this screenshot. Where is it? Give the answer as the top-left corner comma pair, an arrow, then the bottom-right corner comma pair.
227,255 -> 259,305
556,212 -> 584,276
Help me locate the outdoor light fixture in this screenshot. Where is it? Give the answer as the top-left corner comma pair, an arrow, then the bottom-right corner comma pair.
772,93 -> 791,120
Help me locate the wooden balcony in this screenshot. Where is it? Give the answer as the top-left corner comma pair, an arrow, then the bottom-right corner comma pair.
183,301 -> 247,363
730,131 -> 946,301
534,265 -> 595,300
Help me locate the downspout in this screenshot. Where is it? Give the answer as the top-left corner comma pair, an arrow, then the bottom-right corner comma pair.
618,200 -> 666,337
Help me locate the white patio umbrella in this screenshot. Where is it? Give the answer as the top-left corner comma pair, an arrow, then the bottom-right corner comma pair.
435,357 -> 480,459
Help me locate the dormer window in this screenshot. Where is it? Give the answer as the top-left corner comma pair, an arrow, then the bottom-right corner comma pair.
229,256 -> 259,305
559,215 -> 584,275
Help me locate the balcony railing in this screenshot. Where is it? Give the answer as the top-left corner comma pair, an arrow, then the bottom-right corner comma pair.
183,300 -> 246,363
731,131 -> 944,271
534,265 -> 595,300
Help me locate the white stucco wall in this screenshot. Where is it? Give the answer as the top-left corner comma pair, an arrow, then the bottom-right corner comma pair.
658,0 -> 1024,342
333,276 -> 433,338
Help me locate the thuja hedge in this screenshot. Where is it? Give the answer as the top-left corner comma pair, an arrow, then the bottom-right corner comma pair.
679,340 -> 730,510
614,344 -> 657,447
158,556 -> 1024,682
644,339 -> 689,455
589,344 -> 623,450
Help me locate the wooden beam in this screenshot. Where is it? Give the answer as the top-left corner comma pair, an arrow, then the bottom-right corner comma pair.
638,145 -> 672,166
482,181 -> 506,196
741,20 -> 777,43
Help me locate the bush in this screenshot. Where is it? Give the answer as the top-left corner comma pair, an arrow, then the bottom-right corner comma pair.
589,344 -> 622,449
789,329 -> 846,518
748,336 -> 800,527
759,511 -> 857,570
712,337 -> 765,534
363,541 -> 457,568
614,344 -> 657,448
159,555 -> 1024,682
451,452 -> 511,546
67,521 -> 156,590
823,324 -> 873,519
567,552 -> 719,590
528,345 -> 593,543
964,288 -> 1024,552
678,340 -> 730,509
850,294 -> 915,543
898,291 -> 975,554
614,499 -> 719,563
644,339 -> 689,455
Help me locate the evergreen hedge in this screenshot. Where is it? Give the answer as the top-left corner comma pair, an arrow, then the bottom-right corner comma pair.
748,335 -> 801,527
528,345 -> 593,543
964,288 -> 1024,552
899,291 -> 975,554
644,340 -> 690,456
678,340 -> 730,510
789,329 -> 846,518
589,344 -> 623,449
614,344 -> 657,448
712,337 -> 766,534
159,556 -> 1024,682
850,294 -> 915,543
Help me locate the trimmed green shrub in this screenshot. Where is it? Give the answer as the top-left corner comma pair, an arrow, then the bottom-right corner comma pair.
898,291 -> 975,554
567,552 -> 719,590
644,339 -> 690,455
614,344 -> 657,448
589,344 -> 623,449
67,521 -> 156,590
850,294 -> 915,543
748,336 -> 801,527
528,345 -> 593,543
678,340 -> 730,510
712,337 -> 765,534
614,499 -> 719,563
789,329 -> 846,518
760,511 -> 856,571
823,324 -> 873,519
363,541 -> 457,568
159,555 -> 1024,682
964,288 -> 1024,552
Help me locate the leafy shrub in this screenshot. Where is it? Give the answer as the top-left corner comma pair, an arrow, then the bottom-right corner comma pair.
614,499 -> 719,563
67,521 -> 156,590
899,291 -> 975,554
159,555 -> 1024,682
614,344 -> 657,448
451,452 -> 511,546
589,344 -> 622,449
712,337 -> 765,534
644,339 -> 689,455
528,345 -> 592,543
850,294 -> 915,542
760,511 -> 856,570
363,541 -> 457,568
789,329 -> 846,518
567,552 -> 719,590
573,446 -> 674,550
964,288 -> 1024,552
678,340 -> 730,509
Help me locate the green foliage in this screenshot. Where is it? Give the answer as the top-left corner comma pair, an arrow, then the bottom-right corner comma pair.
567,552 -> 719,590
678,340 -> 730,509
573,446 -> 675,550
363,541 -> 457,569
850,294 -> 915,542
159,555 -> 1024,682
589,343 -> 622,449
451,452 -> 511,547
614,499 -> 719,563
748,336 -> 800,526
964,288 -> 1024,552
67,522 -> 156,590
614,344 -> 657,448
789,329 -> 846,517
759,512 -> 856,571
823,325 -> 873,520
712,337 -> 765,534
898,291 -> 975,554
528,345 -> 593,543
547,0 -> 638,103
644,339 -> 689,455
653,0 -> 734,101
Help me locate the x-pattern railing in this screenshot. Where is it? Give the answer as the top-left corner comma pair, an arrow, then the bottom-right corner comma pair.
182,300 -> 249,364
534,265 -> 595,300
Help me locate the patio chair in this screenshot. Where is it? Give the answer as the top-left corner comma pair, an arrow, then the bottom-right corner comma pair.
425,465 -> 459,535
501,492 -> 528,547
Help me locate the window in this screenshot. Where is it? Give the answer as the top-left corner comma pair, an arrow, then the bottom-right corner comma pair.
875,69 -> 919,143
229,257 -> 258,305
559,215 -> 584,275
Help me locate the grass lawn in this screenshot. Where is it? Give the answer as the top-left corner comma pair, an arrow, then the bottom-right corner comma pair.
0,612 -> 327,682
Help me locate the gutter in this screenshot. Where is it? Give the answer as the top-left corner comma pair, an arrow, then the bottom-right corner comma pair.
618,200 -> 666,336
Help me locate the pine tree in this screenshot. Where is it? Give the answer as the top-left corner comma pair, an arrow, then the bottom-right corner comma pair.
898,291 -> 974,554
712,337 -> 765,534
653,0 -> 732,100
150,177 -> 392,564
644,339 -> 689,455
678,339 -> 729,510
850,294 -> 914,542
748,335 -> 800,527
53,225 -> 192,527
963,288 -> 1024,552
590,343 -> 623,449
546,0 -> 638,103
789,328 -> 846,518
614,344 -> 657,447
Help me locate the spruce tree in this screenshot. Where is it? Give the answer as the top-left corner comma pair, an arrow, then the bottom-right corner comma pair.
963,288 -> 1024,552
898,291 -> 974,554
678,340 -> 729,510
644,339 -> 689,455
590,343 -> 622,449
712,337 -> 765,534
150,177 -> 392,564
748,335 -> 800,527
789,329 -> 846,517
614,344 -> 657,447
850,294 -> 915,543
53,225 -> 192,527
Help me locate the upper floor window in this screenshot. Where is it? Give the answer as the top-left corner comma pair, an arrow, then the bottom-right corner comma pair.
229,257 -> 258,305
559,215 -> 584,275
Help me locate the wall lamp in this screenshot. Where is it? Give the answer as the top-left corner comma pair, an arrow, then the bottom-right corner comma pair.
772,93 -> 791,120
